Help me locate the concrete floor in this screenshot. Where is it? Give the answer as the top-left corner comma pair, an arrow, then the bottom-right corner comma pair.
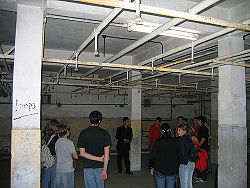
74,153 -> 217,188
0,153 -> 249,187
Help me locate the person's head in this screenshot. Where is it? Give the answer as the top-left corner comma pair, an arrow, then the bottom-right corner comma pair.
177,116 -> 184,125
197,116 -> 207,125
123,117 -> 130,127
160,123 -> 171,138
89,110 -> 102,125
46,119 -> 59,133
177,124 -> 188,137
183,118 -> 188,125
187,125 -> 196,138
155,117 -> 162,126
58,124 -> 70,138
193,117 -> 199,126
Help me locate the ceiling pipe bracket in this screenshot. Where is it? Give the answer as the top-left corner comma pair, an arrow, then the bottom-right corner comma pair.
191,41 -> 195,63
135,0 -> 142,22
93,28 -> 100,56
75,51 -> 79,72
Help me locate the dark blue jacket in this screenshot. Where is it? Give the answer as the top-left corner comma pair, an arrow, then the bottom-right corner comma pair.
178,134 -> 195,165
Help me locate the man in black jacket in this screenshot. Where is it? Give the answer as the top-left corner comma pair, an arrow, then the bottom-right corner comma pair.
115,117 -> 133,174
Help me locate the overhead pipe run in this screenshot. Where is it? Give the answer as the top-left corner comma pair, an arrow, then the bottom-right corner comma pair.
102,35 -> 165,64
83,0 -> 221,79
41,57 -> 217,77
134,48 -> 250,82
71,0 -> 250,31
1,79 -> 212,94
42,7 -> 123,91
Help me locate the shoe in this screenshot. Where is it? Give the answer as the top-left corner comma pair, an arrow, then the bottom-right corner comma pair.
197,179 -> 207,183
195,178 -> 201,182
125,171 -> 133,175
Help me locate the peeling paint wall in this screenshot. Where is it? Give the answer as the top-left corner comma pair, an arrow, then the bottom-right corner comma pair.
11,130 -> 40,188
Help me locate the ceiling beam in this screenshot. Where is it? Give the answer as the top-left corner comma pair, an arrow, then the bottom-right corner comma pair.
71,0 -> 250,31
42,7 -> 123,91
80,0 -> 221,77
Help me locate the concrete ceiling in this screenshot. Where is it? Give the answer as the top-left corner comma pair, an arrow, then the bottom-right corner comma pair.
0,0 -> 250,98
186,0 -> 248,9
1,0 -> 249,56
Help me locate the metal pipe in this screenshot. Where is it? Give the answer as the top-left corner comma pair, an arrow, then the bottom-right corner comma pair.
44,7 -> 122,91
69,8 -> 122,60
0,44 -> 10,72
1,79 -> 212,93
70,0 -> 250,31
80,0 -> 221,77
42,57 -> 216,76
42,8 -> 123,92
101,35 -> 164,79
138,18 -> 250,67
136,47 -> 250,82
102,34 -> 165,63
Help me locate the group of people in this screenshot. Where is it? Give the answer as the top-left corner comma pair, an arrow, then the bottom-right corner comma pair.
148,116 -> 211,188
42,111 -> 134,188
42,111 -> 112,188
42,111 -> 211,188
42,120 -> 78,188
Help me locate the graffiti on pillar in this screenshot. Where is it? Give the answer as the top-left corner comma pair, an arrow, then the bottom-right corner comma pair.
13,99 -> 38,120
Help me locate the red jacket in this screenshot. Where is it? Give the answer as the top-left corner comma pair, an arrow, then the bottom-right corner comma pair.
149,124 -> 161,147
192,137 -> 208,172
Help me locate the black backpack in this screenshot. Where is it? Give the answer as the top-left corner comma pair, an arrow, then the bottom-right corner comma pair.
189,147 -> 199,162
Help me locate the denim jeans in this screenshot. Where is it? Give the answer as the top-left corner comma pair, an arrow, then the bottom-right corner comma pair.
153,170 -> 176,188
55,171 -> 74,188
83,168 -> 104,188
43,159 -> 56,188
179,161 -> 195,188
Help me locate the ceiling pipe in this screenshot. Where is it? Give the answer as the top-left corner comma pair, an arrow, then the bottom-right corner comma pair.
63,7 -> 122,70
0,44 -> 11,73
80,0 -> 221,77
42,7 -> 123,91
41,57 -> 216,77
107,51 -> 216,86
71,0 -> 250,31
136,48 -> 250,82
1,79 -> 210,93
102,34 -> 164,63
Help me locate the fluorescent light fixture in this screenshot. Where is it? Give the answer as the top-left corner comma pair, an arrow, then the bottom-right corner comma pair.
127,22 -> 199,40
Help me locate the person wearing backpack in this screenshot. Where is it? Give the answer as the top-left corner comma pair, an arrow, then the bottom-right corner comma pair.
177,124 -> 195,188
42,120 -> 59,188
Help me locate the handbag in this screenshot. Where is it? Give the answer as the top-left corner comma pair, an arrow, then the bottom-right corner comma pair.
41,134 -> 55,168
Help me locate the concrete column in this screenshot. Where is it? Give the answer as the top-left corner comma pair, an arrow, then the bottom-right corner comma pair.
129,71 -> 141,171
210,79 -> 218,164
218,37 -> 247,187
11,3 -> 45,188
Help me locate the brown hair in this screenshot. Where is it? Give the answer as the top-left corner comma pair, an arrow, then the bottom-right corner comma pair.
44,119 -> 59,142
177,124 -> 189,134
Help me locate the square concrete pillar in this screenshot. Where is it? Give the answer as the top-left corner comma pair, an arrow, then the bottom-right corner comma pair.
210,79 -> 218,164
218,37 -> 247,188
129,71 -> 141,171
11,3 -> 45,188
